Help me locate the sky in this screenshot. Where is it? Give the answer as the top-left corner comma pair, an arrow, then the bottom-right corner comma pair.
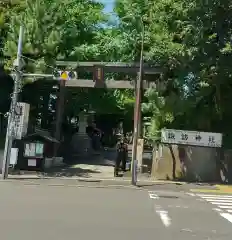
98,0 -> 115,12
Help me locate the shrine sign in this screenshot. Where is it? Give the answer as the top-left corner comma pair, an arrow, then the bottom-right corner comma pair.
161,129 -> 222,148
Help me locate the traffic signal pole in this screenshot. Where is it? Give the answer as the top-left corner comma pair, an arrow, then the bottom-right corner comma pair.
131,23 -> 144,185
53,80 -> 66,157
2,26 -> 24,179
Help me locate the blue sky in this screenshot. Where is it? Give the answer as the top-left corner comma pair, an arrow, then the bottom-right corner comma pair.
98,0 -> 115,12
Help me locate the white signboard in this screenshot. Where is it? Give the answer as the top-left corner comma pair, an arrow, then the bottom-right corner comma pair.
28,159 -> 37,167
14,102 -> 30,139
161,129 -> 222,148
10,148 -> 18,165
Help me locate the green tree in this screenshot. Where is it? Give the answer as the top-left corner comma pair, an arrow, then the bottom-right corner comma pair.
3,0 -> 112,128
4,0 -> 106,70
113,0 -> 187,140
112,0 -> 232,147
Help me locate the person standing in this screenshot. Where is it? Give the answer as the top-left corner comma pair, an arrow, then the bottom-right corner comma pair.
86,122 -> 102,151
114,136 -> 128,177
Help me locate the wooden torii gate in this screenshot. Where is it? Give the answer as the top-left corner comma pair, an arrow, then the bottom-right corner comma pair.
53,61 -> 162,155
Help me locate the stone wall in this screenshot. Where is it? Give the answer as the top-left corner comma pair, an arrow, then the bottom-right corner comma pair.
151,144 -> 219,182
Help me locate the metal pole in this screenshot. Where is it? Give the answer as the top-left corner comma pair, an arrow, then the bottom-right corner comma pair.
137,20 -> 145,138
131,21 -> 144,185
1,26 -> 24,179
53,80 -> 66,157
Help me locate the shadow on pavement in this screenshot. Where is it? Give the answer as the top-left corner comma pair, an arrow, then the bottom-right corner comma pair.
70,154 -> 115,167
42,150 -> 116,178
44,165 -> 102,178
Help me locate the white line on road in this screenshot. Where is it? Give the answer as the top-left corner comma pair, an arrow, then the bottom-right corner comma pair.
198,194 -> 232,199
205,199 -> 232,203
149,191 -> 159,199
156,209 -> 171,227
220,213 -> 232,223
186,192 -> 196,196
213,208 -> 222,212
167,205 -> 189,209
154,205 -> 171,227
197,193 -> 232,224
149,192 -> 171,227
218,205 -> 232,209
210,202 -> 232,205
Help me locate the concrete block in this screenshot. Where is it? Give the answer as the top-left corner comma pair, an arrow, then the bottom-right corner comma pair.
44,158 -> 53,169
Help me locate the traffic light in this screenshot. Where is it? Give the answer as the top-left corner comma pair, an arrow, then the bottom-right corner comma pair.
93,66 -> 105,88
53,70 -> 77,80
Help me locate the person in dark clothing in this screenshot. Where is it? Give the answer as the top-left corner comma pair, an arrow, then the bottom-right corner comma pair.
86,122 -> 102,150
114,136 -> 128,177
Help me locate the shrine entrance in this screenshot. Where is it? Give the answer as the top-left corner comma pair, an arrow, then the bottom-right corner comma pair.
46,61 -> 161,180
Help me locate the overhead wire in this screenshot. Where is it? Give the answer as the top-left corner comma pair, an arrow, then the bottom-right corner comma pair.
21,54 -> 58,71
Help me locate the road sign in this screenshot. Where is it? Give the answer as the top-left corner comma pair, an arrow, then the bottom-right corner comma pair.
161,129 -> 222,148
13,102 -> 30,139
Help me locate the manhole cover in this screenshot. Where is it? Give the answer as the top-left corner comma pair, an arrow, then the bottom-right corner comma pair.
159,195 -> 178,199
78,179 -> 101,183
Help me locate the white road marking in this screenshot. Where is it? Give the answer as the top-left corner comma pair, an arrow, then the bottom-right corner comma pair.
198,194 -> 232,199
211,202 -> 232,205
150,197 -> 171,228
167,204 -> 189,209
181,228 -> 193,232
156,208 -> 171,227
205,199 -> 232,202
220,213 -> 232,223
186,192 -> 195,196
213,208 -> 222,212
197,193 -> 232,223
148,191 -> 159,199
218,205 -> 232,209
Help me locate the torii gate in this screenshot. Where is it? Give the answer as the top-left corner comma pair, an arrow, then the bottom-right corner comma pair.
53,61 -> 162,147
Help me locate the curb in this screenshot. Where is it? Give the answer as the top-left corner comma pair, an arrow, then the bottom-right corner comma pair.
190,184 -> 232,194
215,184 -> 232,193
0,176 -> 187,189
0,179 -> 145,190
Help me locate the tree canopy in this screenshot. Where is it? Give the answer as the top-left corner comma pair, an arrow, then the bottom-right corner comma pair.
1,0 -> 232,146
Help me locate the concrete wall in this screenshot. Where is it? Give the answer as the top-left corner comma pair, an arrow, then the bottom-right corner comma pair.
151,144 -> 218,182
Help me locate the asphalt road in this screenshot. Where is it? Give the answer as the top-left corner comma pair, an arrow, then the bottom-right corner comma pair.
148,189 -> 232,239
0,182 -> 232,240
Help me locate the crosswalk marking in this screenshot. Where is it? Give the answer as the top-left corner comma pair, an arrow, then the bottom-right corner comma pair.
210,202 -> 232,205
205,199 -> 232,202
196,193 -> 232,223
217,205 -> 232,209
198,194 -> 232,199
220,213 -> 232,223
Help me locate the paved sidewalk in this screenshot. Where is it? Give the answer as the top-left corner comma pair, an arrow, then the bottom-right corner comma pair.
1,175 -> 187,191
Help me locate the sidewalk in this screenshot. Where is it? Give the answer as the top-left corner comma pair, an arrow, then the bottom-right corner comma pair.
2,173 -> 188,190
4,164 -> 190,187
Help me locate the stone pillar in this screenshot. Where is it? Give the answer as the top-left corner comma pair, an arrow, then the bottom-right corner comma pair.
78,111 -> 88,135
71,111 -> 91,157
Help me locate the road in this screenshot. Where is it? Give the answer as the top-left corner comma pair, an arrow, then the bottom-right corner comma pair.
0,181 -> 232,239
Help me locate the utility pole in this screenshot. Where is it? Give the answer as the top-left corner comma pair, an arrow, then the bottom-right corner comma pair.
131,21 -> 144,185
53,80 -> 66,157
2,26 -> 24,179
